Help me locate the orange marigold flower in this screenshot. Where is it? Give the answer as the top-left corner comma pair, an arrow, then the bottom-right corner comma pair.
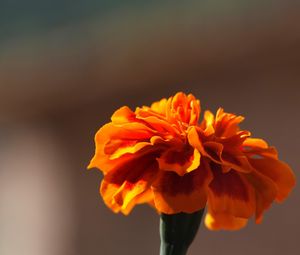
88,92 -> 295,230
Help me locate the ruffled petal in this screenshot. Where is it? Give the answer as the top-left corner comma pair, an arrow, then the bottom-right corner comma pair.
200,110 -> 215,136
214,108 -> 244,137
187,94 -> 201,125
88,120 -> 156,172
150,98 -> 168,115
101,180 -> 154,215
160,92 -> 201,125
135,108 -> 180,136
243,138 -> 278,159
188,127 -> 253,173
245,169 -> 278,223
111,106 -> 136,124
100,155 -> 159,214
243,138 -> 268,148
152,161 -> 212,214
187,126 -> 207,155
205,211 -> 248,231
247,156 -> 295,202
207,164 -> 255,218
219,149 -> 254,173
157,147 -> 201,176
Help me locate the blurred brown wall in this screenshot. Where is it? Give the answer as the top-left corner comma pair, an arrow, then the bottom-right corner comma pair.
0,1 -> 299,255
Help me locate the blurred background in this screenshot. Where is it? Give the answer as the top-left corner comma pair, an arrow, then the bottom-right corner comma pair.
0,1 -> 299,255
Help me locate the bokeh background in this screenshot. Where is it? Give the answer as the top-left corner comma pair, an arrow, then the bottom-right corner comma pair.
0,1 -> 299,255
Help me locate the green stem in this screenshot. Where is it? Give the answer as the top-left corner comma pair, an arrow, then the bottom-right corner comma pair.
159,209 -> 205,255
160,242 -> 188,255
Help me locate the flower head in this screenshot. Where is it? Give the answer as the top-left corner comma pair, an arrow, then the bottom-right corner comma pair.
88,92 -> 295,230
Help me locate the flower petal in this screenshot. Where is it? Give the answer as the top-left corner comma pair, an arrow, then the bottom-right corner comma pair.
200,110 -> 215,136
243,138 -> 268,148
187,126 -> 206,155
188,127 -> 252,173
100,180 -> 154,215
157,147 -> 201,176
207,164 -> 255,218
245,169 -> 278,223
205,211 -> 248,231
243,138 -> 278,159
135,108 -> 179,136
162,92 -> 201,125
150,98 -> 168,115
248,156 -> 296,202
188,94 -> 201,125
112,181 -> 151,215
220,149 -> 254,173
100,181 -> 123,213
214,108 -> 244,137
111,106 -> 136,124
100,155 -> 159,214
152,161 -> 212,214
88,121 -> 155,172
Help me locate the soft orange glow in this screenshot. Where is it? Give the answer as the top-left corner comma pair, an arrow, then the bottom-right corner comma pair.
88,92 -> 295,230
